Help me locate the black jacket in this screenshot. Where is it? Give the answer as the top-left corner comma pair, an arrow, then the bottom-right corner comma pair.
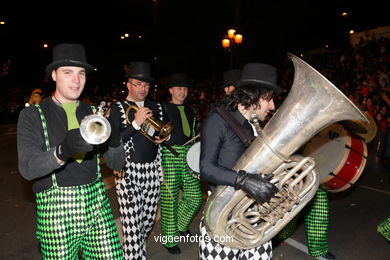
200,109 -> 254,187
109,99 -> 164,163
162,102 -> 197,146
17,98 -> 125,193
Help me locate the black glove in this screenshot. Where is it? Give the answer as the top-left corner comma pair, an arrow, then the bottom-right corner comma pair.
108,117 -> 122,148
234,170 -> 278,203
55,129 -> 93,161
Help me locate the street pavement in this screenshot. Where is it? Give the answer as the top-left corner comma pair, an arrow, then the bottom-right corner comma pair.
1,123 -> 389,259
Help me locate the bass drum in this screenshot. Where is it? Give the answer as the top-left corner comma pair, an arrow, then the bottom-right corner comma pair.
302,123 -> 368,193
186,142 -> 201,179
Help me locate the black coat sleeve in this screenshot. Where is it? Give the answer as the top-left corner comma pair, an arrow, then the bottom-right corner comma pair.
200,112 -> 237,186
17,107 -> 62,181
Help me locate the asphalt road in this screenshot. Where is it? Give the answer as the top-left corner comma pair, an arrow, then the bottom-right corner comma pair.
1,123 -> 389,259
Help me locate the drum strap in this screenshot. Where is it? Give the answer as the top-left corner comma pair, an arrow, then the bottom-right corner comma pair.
163,143 -> 179,157
216,107 -> 254,147
345,144 -> 368,159
329,172 -> 355,186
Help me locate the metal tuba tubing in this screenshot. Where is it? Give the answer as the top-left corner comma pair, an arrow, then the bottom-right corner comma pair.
80,101 -> 111,145
203,53 -> 370,249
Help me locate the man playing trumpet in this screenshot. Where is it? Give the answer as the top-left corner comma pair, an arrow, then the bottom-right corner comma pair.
108,61 -> 167,259
17,43 -> 125,259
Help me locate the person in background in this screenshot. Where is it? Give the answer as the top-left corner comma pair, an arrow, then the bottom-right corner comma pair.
208,69 -> 241,113
221,69 -> 241,96
17,43 -> 124,259
198,63 -> 280,260
275,187 -> 336,259
108,61 -> 166,259
25,88 -> 43,107
160,73 -> 202,254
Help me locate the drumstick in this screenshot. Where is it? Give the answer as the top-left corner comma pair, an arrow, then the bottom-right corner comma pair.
183,134 -> 200,146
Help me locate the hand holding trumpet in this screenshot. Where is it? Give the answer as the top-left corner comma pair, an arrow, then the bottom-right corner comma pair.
133,107 -> 153,126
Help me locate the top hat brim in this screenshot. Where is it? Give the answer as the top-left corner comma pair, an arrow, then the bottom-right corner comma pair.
127,75 -> 154,83
166,83 -> 192,89
45,59 -> 94,74
239,79 -> 282,94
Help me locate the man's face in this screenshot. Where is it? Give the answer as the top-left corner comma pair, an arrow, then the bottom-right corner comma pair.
52,66 -> 86,102
251,97 -> 275,121
32,93 -> 42,104
169,86 -> 188,104
224,85 -> 236,95
127,78 -> 150,102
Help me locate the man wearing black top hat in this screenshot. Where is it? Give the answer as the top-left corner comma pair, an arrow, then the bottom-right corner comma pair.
221,69 -> 241,96
17,43 -> 125,259
108,61 -> 166,259
208,69 -> 242,113
159,73 -> 203,254
198,63 -> 280,260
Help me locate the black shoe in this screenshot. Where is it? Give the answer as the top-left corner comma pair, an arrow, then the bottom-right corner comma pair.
320,251 -> 336,259
166,245 -> 181,255
179,230 -> 192,237
271,237 -> 284,247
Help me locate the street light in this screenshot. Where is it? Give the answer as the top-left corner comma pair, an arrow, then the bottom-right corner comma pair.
222,28 -> 243,69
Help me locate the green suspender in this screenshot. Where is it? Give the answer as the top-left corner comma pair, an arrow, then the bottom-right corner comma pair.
35,104 -> 101,185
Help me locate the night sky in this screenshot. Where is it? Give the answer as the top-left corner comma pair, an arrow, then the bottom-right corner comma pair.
0,0 -> 388,93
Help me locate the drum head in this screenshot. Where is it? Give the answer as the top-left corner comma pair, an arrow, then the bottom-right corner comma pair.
303,124 -> 350,183
186,142 -> 201,173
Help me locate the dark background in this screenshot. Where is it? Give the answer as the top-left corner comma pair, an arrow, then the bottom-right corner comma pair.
0,0 -> 388,93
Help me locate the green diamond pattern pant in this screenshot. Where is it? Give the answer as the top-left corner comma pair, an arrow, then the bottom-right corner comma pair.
277,187 -> 329,257
377,217 -> 390,241
36,180 -> 123,259
160,145 -> 203,248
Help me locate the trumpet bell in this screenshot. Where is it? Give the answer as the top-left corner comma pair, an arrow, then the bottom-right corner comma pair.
80,114 -> 112,145
159,122 -> 174,139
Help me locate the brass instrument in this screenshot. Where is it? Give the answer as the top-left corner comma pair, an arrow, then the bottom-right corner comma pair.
80,101 -> 111,145
344,111 -> 377,143
125,105 -> 174,143
203,53 -> 370,249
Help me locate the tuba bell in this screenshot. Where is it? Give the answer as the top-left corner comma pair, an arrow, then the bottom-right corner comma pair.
126,105 -> 174,143
203,53 -> 370,249
80,101 -> 112,145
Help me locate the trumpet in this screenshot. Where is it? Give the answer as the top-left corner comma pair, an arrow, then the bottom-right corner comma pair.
80,101 -> 112,145
125,105 -> 174,144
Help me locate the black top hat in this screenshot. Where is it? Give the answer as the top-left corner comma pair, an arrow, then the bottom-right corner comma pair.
45,43 -> 94,74
239,63 -> 282,93
127,61 -> 154,83
221,69 -> 241,89
166,73 -> 192,89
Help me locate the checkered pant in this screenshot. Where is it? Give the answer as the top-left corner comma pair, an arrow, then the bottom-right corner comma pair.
378,217 -> 390,241
115,159 -> 160,260
36,180 -> 123,259
160,145 -> 203,248
199,218 -> 272,260
277,187 -> 329,257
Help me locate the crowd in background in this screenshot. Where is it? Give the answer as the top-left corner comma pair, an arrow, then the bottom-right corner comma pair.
2,35 -> 389,165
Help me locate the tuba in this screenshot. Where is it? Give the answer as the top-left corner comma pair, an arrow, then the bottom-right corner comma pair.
80,101 -> 112,145
126,105 -> 174,143
203,53 -> 370,249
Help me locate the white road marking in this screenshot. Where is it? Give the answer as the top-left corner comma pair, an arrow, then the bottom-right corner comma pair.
358,184 -> 390,195
285,238 -> 327,260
